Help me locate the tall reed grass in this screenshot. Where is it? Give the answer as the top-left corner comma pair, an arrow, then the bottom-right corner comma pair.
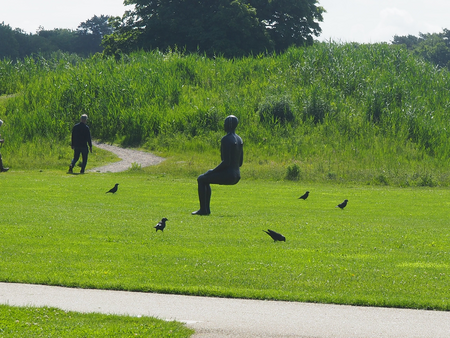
2,43 -> 450,184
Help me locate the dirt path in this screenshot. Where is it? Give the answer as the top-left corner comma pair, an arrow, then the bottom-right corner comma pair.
88,141 -> 165,173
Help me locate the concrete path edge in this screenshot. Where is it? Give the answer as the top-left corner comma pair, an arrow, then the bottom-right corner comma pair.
1,282 -> 449,338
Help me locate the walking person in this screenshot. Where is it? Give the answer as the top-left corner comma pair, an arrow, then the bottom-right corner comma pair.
192,115 -> 243,216
69,114 -> 92,174
0,119 -> 9,172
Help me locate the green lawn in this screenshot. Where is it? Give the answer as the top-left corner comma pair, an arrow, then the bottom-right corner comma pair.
0,170 -> 449,310
0,305 -> 194,337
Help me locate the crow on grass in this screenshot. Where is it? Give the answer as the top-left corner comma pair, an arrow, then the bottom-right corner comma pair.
154,217 -> 168,232
298,191 -> 309,200
263,229 -> 286,242
106,183 -> 119,194
337,199 -> 348,209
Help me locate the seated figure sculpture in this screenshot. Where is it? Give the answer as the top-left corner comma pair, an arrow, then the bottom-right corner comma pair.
192,115 -> 243,215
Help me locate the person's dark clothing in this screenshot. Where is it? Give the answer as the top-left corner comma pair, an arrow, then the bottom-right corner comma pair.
71,122 -> 92,149
71,147 -> 89,173
70,122 -> 92,172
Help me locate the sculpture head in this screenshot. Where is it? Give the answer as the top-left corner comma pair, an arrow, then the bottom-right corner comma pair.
224,115 -> 238,133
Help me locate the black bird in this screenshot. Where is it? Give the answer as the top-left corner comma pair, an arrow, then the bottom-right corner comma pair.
106,183 -> 119,194
298,191 -> 309,200
154,217 -> 168,232
337,199 -> 348,209
263,229 -> 286,242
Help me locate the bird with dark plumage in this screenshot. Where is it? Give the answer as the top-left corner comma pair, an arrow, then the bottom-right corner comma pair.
337,199 -> 348,209
263,229 -> 286,242
154,217 -> 168,232
298,191 -> 309,200
106,183 -> 119,194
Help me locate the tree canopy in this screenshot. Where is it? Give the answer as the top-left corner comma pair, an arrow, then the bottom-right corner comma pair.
103,0 -> 325,57
392,29 -> 450,69
0,16 -> 112,60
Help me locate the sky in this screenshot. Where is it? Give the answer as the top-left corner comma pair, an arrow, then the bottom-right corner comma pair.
1,0 -> 449,43
318,0 -> 450,43
1,0 -> 132,34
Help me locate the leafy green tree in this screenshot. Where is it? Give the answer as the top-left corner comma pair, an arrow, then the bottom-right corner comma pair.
392,34 -> 420,49
249,0 -> 325,50
37,28 -> 78,53
0,15 -> 113,60
78,15 -> 113,37
393,29 -> 450,69
77,15 -> 114,55
0,23 -> 20,59
103,0 -> 324,57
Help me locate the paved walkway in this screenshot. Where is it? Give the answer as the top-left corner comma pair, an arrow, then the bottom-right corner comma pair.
1,283 -> 449,337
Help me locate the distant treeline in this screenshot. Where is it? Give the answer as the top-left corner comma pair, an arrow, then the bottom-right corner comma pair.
3,15 -> 450,71
392,29 -> 450,69
0,15 -> 112,59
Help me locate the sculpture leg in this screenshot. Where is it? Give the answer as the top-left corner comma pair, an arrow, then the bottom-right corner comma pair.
204,184 -> 211,214
192,170 -> 239,216
192,179 -> 211,215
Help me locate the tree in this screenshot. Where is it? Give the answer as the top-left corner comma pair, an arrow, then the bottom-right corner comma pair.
0,16 -> 114,60
249,0 -> 325,50
103,0 -> 324,57
77,15 -> 113,38
392,34 -> 420,49
393,29 -> 450,69
77,15 -> 114,55
0,23 -> 19,59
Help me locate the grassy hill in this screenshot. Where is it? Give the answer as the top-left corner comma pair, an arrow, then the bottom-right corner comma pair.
2,42 -> 450,185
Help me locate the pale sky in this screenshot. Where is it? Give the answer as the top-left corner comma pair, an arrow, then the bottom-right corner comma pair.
1,0 -> 132,34
1,0 -> 449,43
318,0 -> 450,43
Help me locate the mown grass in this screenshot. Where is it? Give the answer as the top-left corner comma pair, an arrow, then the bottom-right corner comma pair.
1,41 -> 450,319
1,170 -> 449,310
0,305 -> 194,337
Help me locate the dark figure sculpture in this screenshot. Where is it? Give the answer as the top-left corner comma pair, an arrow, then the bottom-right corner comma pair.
192,115 -> 243,216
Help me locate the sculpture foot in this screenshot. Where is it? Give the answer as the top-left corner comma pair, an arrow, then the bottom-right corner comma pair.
191,210 -> 210,216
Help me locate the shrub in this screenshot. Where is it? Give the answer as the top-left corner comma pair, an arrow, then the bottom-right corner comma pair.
285,163 -> 301,181
303,86 -> 330,124
258,96 -> 295,125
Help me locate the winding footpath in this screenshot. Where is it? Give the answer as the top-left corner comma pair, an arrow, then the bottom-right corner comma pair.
87,141 -> 165,173
1,144 -> 449,337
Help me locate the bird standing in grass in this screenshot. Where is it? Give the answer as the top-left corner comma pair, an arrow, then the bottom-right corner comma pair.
337,199 -> 348,209
298,191 -> 309,200
106,183 -> 119,194
154,218 -> 168,232
263,229 -> 286,242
